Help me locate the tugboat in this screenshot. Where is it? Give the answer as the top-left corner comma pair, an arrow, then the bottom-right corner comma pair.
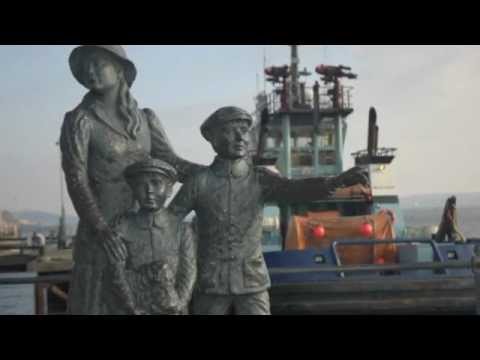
255,45 -> 480,314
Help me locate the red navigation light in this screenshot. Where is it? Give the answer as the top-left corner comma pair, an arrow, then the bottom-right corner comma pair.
360,222 -> 374,238
312,225 -> 326,239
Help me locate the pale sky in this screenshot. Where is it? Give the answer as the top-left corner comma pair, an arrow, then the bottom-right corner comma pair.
0,45 -> 479,216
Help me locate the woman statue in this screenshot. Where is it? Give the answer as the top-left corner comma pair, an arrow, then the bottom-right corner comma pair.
60,45 -> 201,314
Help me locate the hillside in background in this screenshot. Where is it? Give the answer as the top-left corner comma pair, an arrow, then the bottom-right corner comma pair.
7,193 -> 480,227
11,210 -> 78,227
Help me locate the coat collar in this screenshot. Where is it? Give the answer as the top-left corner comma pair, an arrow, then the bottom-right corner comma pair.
133,208 -> 174,230
81,92 -> 131,139
210,156 -> 252,179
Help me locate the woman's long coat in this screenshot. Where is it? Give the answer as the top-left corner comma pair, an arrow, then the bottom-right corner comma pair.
60,93 -> 197,314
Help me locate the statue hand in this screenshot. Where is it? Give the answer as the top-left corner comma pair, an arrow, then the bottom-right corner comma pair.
100,228 -> 128,263
149,287 -> 182,315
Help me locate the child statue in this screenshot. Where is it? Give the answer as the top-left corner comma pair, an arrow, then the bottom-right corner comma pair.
104,158 -> 197,315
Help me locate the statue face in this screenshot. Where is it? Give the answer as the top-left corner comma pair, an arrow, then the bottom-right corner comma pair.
82,51 -> 122,93
131,173 -> 172,212
210,120 -> 250,160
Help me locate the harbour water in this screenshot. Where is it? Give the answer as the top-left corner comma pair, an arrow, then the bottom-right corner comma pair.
0,273 -> 35,315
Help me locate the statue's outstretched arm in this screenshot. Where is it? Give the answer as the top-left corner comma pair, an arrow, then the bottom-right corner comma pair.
144,109 -> 205,183
259,166 -> 369,203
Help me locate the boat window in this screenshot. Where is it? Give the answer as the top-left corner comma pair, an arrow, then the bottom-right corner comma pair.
291,135 -> 314,168
319,150 -> 336,165
319,133 -> 335,147
294,136 -> 312,149
292,153 -> 313,167
265,137 -> 276,149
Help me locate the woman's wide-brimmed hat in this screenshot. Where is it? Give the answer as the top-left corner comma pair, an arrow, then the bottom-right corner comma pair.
69,45 -> 137,88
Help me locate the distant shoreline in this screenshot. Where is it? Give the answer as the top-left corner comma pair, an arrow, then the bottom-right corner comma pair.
401,205 -> 480,210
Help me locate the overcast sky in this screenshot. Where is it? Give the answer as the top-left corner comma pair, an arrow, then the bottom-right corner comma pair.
0,45 -> 478,216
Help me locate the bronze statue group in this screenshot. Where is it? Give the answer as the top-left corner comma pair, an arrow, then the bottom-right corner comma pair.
61,45 -> 369,315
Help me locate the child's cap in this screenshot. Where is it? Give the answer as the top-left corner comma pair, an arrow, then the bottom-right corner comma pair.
124,158 -> 178,183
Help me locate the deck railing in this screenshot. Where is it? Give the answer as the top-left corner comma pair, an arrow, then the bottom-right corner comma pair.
262,85 -> 354,114
2,255 -> 480,314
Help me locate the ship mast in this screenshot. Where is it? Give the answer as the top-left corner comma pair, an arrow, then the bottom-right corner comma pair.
289,45 -> 299,108
260,45 -> 356,178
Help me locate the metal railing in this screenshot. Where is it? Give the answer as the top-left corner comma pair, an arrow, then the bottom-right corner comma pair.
263,85 -> 354,114
0,274 -> 71,285
2,260 -> 480,314
268,258 -> 479,275
0,242 -> 46,256
0,273 -> 71,315
1,237 -> 70,314
332,239 -> 444,269
269,239 -> 480,276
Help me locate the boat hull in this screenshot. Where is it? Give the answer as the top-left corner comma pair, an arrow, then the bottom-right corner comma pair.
269,276 -> 476,314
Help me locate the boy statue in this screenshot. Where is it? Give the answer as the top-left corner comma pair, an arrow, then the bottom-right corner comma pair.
104,158 -> 197,315
169,106 -> 369,315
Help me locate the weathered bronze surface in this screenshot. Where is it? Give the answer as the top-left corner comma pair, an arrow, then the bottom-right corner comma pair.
61,45 -> 201,314
169,106 -> 369,315
104,159 -> 196,315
